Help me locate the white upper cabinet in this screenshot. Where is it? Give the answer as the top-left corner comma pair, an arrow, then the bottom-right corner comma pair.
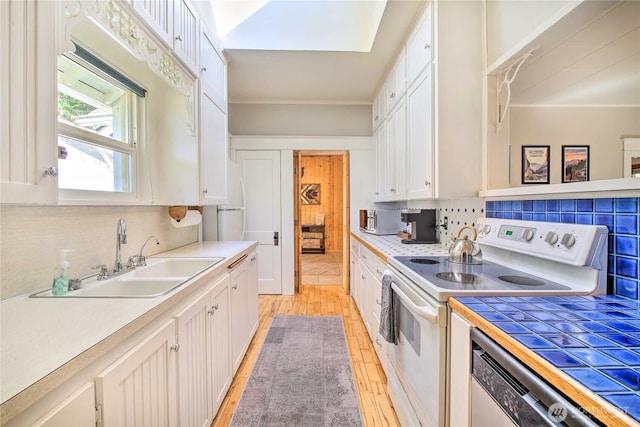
384,50 -> 406,115
132,0 -> 174,47
200,28 -> 227,110
173,0 -> 199,74
373,0 -> 483,201
406,1 -> 433,86
199,26 -> 228,205
1,0 -> 58,204
406,66 -> 434,200
133,0 -> 200,75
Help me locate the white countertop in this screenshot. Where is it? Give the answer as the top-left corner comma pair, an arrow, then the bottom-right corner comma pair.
351,230 -> 450,259
0,241 -> 256,409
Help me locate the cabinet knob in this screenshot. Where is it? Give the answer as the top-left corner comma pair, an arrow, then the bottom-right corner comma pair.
424,43 -> 431,50
203,188 -> 208,194
44,167 -> 58,177
175,35 -> 182,41
170,344 -> 180,352
200,67 -> 207,73
390,92 -> 396,99
424,181 -> 431,187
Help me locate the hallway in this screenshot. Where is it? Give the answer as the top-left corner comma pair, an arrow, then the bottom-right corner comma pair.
301,252 -> 344,285
212,285 -> 399,426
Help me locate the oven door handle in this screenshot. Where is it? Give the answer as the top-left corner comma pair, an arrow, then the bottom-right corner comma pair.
391,282 -> 438,324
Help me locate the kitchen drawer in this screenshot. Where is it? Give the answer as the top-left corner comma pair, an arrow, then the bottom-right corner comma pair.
359,245 -> 386,281
350,236 -> 360,257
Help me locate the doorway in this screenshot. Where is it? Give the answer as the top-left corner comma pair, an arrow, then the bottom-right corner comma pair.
294,151 -> 350,294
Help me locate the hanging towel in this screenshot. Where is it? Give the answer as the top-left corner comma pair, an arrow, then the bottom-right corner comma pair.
379,270 -> 397,344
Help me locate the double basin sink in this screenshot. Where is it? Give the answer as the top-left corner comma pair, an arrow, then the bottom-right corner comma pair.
31,257 -> 224,298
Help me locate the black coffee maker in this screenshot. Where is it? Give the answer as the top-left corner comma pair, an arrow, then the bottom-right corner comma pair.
400,209 -> 437,244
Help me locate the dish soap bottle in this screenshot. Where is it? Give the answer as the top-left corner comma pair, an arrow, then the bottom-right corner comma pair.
52,249 -> 74,296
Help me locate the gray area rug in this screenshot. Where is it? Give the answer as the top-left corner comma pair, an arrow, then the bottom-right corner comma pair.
230,315 -> 364,427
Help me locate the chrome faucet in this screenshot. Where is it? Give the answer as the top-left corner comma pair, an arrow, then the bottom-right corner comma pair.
114,218 -> 127,272
129,236 -> 160,267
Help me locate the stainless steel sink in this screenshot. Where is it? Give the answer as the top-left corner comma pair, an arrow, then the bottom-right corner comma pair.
30,257 -> 224,298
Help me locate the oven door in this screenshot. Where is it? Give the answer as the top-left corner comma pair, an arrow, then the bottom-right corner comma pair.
387,268 -> 447,427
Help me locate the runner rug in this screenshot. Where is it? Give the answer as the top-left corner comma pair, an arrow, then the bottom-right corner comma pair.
230,315 -> 364,426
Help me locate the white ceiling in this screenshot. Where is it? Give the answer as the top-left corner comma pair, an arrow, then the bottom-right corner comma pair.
222,0 -> 425,104
511,1 -> 640,105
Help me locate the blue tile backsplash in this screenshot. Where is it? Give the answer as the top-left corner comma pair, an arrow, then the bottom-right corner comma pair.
486,198 -> 640,301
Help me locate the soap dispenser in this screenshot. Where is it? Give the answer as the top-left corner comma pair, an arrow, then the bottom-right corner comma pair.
52,249 -> 74,296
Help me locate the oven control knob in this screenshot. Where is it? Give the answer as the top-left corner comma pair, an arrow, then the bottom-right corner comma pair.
561,233 -> 576,248
544,231 -> 559,245
482,224 -> 492,234
522,228 -> 535,241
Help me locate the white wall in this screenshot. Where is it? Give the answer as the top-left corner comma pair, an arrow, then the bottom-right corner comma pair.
0,206 -> 197,300
509,106 -> 640,185
228,103 -> 372,136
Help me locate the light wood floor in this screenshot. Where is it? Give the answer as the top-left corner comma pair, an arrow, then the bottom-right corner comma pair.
212,285 -> 400,426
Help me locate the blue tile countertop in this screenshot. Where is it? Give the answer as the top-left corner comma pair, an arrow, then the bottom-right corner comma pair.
451,295 -> 640,426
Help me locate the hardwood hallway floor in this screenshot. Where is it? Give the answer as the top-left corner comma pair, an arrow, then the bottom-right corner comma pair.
212,285 -> 400,426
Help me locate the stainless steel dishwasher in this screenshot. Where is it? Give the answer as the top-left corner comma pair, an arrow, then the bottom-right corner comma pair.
470,328 -> 600,427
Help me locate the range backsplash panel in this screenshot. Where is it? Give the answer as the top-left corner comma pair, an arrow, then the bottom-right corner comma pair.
486,197 -> 640,301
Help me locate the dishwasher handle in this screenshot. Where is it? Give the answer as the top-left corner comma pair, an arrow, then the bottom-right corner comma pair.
391,282 -> 439,324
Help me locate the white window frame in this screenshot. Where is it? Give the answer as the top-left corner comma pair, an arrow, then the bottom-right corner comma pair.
57,52 -> 151,205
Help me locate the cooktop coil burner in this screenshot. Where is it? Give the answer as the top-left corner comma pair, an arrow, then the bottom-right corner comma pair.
498,275 -> 545,286
435,272 -> 479,284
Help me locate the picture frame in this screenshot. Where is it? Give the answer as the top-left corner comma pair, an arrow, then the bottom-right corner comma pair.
300,183 -> 320,205
562,145 -> 590,183
522,145 -> 550,184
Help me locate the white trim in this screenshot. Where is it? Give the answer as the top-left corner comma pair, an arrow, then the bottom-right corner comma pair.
230,135 -> 374,151
228,99 -> 373,106
479,178 -> 640,199
280,150 -> 295,296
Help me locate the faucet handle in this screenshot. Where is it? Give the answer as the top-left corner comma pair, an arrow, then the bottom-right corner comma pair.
91,264 -> 110,280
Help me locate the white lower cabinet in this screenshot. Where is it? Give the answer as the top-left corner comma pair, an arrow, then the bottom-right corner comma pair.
32,383 -> 95,427
174,273 -> 231,427
350,238 -> 388,373
95,319 -> 179,427
247,251 -> 259,337
230,255 -> 250,374
448,311 -> 473,427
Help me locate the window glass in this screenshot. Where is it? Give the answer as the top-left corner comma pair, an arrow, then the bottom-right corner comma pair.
57,53 -> 141,195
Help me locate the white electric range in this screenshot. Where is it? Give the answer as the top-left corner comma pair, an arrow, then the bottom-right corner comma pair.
383,218 -> 609,427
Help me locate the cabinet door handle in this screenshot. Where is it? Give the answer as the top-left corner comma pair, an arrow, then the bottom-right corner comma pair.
424,43 -> 431,50
170,344 -> 180,352
175,35 -> 182,41
228,254 -> 248,270
44,167 -> 58,177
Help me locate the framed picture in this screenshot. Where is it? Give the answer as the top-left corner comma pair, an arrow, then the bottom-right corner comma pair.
562,145 -> 589,183
300,184 -> 320,205
522,145 -> 550,184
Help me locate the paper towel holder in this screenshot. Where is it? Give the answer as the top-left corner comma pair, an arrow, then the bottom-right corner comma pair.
168,206 -> 203,222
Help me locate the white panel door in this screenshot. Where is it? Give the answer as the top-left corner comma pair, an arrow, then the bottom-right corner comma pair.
236,150 -> 282,294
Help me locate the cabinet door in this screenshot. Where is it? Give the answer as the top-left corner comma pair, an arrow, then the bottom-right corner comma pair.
0,0 -> 57,204
358,259 -> 371,333
33,383 -> 95,427
385,51 -> 406,115
389,97 -> 407,200
349,249 -> 359,305
229,257 -> 249,374
199,28 -> 227,109
384,113 -> 397,200
95,320 -> 178,427
173,0 -> 199,74
132,0 -> 174,47
175,290 -> 211,427
406,66 -> 434,199
199,90 -> 228,205
374,120 -> 387,201
407,2 -> 433,86
209,275 -> 232,415
247,252 -> 259,337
